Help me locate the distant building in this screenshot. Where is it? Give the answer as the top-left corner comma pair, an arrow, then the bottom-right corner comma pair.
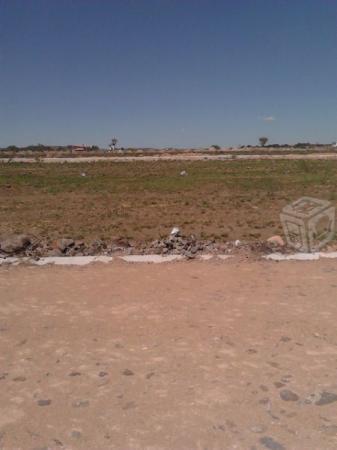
69,145 -> 88,152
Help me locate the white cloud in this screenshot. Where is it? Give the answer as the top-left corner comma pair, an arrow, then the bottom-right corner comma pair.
263,116 -> 276,122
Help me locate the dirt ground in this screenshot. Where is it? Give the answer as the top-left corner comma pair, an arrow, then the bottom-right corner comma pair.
1,160 -> 337,244
1,259 -> 337,450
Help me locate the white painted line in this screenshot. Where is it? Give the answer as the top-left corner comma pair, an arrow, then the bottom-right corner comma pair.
120,255 -> 183,263
1,153 -> 337,164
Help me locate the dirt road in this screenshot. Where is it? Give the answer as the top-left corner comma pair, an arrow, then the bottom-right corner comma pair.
1,259 -> 337,450
1,153 -> 337,163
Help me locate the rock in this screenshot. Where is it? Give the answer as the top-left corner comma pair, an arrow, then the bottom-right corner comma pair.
0,234 -> 31,254
46,248 -> 63,257
250,425 -> 267,433
315,391 -> 337,406
13,376 -> 26,382
267,235 -> 285,247
260,436 -> 285,450
71,430 -> 82,439
122,369 -> 134,376
37,399 -> 51,406
122,401 -> 136,410
72,400 -> 89,408
56,238 -> 75,253
280,389 -> 299,402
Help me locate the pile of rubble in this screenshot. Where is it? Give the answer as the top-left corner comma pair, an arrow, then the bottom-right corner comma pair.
144,228 -> 218,259
0,235 -> 113,259
0,229 -> 292,260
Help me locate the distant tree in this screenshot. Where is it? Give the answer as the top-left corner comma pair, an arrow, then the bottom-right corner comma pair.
109,137 -> 118,151
294,142 -> 310,149
259,137 -> 268,147
211,144 -> 221,150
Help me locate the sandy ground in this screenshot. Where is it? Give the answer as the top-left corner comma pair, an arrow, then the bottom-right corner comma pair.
1,259 -> 337,450
1,153 -> 337,163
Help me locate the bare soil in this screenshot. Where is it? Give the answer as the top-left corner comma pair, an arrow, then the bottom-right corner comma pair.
1,259 -> 337,449
1,160 -> 336,245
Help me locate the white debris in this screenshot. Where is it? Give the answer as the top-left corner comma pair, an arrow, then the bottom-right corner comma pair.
170,227 -> 181,237
120,255 -> 183,263
180,170 -> 187,176
264,253 -> 320,261
33,256 -> 113,266
81,172 -> 86,177
234,240 -> 241,247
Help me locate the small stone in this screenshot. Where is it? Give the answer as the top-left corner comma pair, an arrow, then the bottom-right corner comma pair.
122,369 -> 134,376
250,425 -> 267,433
72,400 -> 89,408
71,430 -> 82,439
274,382 -> 286,389
122,401 -> 136,410
267,235 -> 285,247
13,376 -> 26,382
98,371 -> 108,377
280,336 -> 291,343
46,249 -> 63,257
260,436 -> 285,450
37,399 -> 51,406
315,391 -> 337,406
68,371 -> 81,377
280,389 -> 299,402
146,372 -> 155,379
56,238 -> 75,253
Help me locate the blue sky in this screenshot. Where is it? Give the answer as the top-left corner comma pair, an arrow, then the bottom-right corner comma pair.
1,0 -> 336,148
